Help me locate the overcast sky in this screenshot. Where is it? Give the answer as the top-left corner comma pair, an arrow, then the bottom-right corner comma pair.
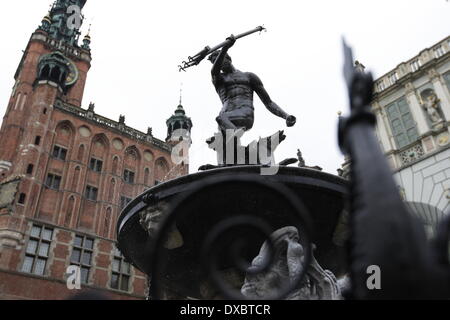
0,0 -> 449,174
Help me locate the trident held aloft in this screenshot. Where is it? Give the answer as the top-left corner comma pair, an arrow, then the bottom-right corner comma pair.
178,26 -> 266,72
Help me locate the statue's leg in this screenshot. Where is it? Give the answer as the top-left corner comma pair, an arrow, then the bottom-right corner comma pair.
214,109 -> 254,165
216,114 -> 238,131
218,107 -> 254,131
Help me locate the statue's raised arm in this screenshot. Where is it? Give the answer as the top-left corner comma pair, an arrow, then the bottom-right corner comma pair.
211,35 -> 236,78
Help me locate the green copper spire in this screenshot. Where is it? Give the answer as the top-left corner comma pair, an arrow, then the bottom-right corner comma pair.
81,23 -> 91,50
39,0 -> 87,47
166,103 -> 193,143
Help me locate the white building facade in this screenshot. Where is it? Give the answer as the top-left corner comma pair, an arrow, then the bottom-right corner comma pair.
371,35 -> 450,235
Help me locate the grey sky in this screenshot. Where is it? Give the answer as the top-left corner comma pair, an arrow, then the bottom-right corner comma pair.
0,0 -> 449,174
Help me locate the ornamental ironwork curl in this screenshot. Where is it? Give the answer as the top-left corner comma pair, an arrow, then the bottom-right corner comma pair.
148,175 -> 314,300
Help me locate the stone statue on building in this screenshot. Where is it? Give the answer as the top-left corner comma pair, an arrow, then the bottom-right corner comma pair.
241,226 -> 341,300
421,92 -> 443,125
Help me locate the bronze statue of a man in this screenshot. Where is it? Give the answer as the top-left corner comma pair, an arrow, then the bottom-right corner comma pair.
208,35 -> 296,134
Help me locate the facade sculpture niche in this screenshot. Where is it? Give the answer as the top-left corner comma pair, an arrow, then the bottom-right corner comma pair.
420,89 -> 444,129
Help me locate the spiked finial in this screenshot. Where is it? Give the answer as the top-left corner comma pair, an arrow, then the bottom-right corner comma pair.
86,23 -> 91,36
44,0 -> 87,47
82,23 -> 92,50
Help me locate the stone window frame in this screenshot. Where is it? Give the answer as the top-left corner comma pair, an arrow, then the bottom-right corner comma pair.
123,169 -> 135,184
52,145 -> 68,161
385,97 -> 419,149
18,193 -> 26,205
89,157 -> 103,173
26,164 -> 34,175
84,185 -> 98,201
444,71 -> 450,93
45,173 -> 62,190
120,196 -> 132,210
20,224 -> 54,276
70,234 -> 95,284
110,246 -> 132,292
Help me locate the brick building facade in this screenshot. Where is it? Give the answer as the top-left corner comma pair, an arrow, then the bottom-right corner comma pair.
0,0 -> 191,299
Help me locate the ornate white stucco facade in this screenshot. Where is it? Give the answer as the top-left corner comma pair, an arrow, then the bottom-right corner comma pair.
371,35 -> 450,235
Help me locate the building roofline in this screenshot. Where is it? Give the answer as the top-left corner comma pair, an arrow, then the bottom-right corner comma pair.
54,99 -> 173,153
372,35 -> 450,95
375,35 -> 450,82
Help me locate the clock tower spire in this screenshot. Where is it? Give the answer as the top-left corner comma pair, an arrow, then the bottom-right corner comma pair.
0,1 -> 92,178
39,0 -> 88,47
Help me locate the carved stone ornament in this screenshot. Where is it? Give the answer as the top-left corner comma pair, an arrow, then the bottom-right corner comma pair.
400,143 -> 425,166
437,133 -> 450,147
427,68 -> 440,81
404,82 -> 415,95
139,201 -> 184,249
241,226 -> 341,300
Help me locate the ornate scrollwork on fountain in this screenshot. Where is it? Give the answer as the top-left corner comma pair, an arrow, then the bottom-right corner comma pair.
147,175 -> 315,300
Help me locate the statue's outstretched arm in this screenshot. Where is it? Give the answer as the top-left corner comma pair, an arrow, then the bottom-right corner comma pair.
251,73 -> 296,127
211,35 -> 236,77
